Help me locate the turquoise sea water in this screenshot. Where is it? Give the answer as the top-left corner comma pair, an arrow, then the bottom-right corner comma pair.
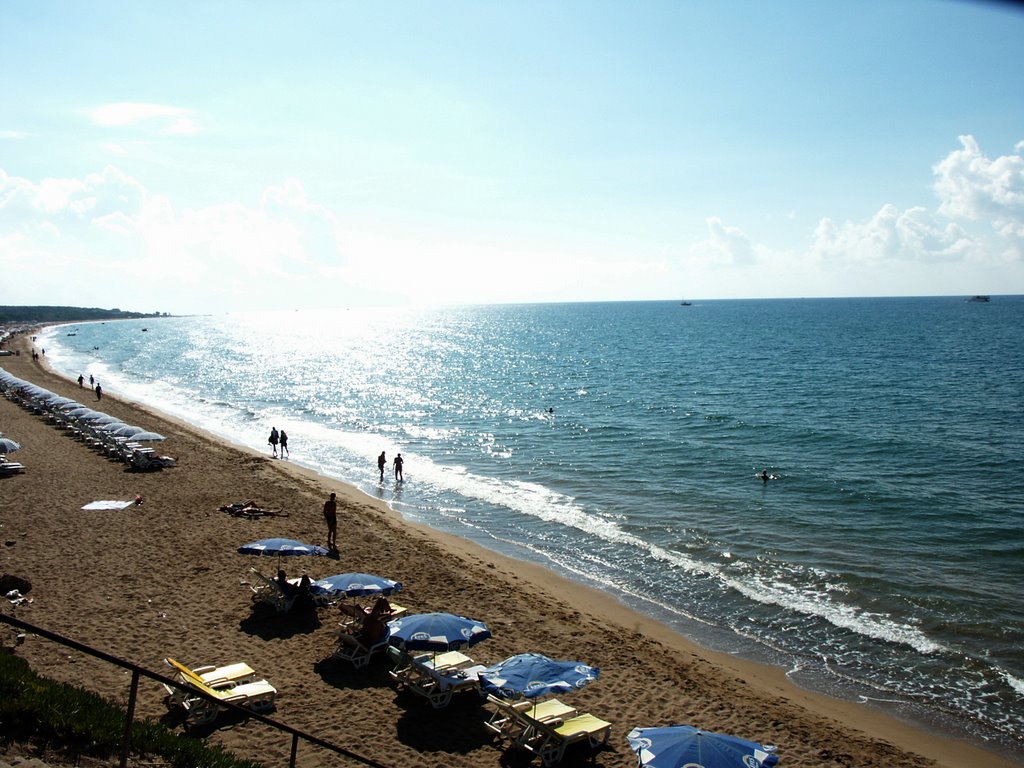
39,297 -> 1024,755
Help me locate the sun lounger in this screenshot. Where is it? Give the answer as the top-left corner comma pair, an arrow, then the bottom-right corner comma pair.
0,462 -> 25,476
333,631 -> 389,669
247,567 -> 297,613
129,449 -> 176,471
388,647 -> 488,708
514,708 -> 612,766
162,657 -> 259,706
161,657 -> 276,725
484,694 -> 579,743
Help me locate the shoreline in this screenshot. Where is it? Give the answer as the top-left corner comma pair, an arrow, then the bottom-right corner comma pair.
0,335 -> 1017,768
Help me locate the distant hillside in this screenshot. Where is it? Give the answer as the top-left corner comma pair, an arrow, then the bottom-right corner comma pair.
0,306 -> 170,324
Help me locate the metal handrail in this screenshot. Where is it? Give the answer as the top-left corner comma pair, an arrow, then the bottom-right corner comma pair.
0,612 -> 389,768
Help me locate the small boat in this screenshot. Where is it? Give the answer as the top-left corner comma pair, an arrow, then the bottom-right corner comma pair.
967,295 -> 990,303
680,299 -> 692,306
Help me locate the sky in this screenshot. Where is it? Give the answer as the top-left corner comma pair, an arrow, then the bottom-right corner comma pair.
1,1 -> 1023,314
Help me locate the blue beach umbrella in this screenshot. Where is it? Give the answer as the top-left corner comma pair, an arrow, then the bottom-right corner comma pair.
310,572 -> 402,598
237,538 -> 333,557
0,437 -> 22,453
386,612 -> 491,652
480,653 -> 599,700
626,725 -> 779,768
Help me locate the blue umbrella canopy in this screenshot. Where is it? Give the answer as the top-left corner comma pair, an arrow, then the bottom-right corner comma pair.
237,538 -> 333,557
0,437 -> 22,453
310,572 -> 402,598
626,725 -> 778,768
480,653 -> 599,700
387,612 -> 491,652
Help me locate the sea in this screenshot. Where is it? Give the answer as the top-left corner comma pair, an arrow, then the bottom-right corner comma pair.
37,297 -> 1024,757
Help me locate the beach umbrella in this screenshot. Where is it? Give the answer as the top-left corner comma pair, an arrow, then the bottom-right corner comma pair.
310,572 -> 402,598
626,725 -> 779,768
386,612 -> 491,652
82,413 -> 121,425
130,430 -> 166,442
38,393 -> 75,406
109,424 -> 145,437
98,421 -> 130,432
238,537 -> 333,557
479,653 -> 599,701
0,437 -> 22,453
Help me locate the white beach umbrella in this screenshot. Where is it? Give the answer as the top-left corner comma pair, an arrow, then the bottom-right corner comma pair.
131,431 -> 166,442
110,425 -> 145,437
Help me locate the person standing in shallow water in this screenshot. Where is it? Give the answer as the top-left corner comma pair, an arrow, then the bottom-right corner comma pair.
377,451 -> 386,481
393,453 -> 404,482
279,430 -> 289,458
268,427 -> 279,457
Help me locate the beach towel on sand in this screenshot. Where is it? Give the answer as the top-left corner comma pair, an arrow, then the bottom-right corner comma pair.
81,500 -> 135,510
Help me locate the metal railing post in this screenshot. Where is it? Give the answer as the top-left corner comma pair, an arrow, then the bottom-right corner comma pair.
120,669 -> 140,768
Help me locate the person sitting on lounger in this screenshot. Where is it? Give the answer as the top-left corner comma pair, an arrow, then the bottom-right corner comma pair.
359,599 -> 391,645
370,596 -> 393,618
276,570 -> 297,597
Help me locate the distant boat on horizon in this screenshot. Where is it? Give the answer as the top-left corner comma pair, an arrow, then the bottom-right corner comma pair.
966,295 -> 991,303
680,299 -> 692,306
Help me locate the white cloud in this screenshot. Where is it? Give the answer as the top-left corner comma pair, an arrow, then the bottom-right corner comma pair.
686,216 -> 760,267
933,135 -> 1024,256
811,204 -> 975,264
0,167 -> 350,312
0,130 -> 30,140
88,102 -> 201,136
684,136 -> 1023,286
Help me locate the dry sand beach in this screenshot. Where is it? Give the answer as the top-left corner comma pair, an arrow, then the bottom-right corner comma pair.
0,336 -> 1014,768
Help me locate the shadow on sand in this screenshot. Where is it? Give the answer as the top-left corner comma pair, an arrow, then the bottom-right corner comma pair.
239,601 -> 321,640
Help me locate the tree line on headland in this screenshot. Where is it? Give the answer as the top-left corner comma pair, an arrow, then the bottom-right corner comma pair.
0,306 -> 170,324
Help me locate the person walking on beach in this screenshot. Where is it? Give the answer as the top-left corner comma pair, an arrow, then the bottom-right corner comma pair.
323,492 -> 338,551
94,382 -> 102,400
393,453 -> 404,482
377,451 -> 386,481
279,430 -> 289,458
77,374 -> 84,388
89,374 -> 94,387
268,427 -> 279,457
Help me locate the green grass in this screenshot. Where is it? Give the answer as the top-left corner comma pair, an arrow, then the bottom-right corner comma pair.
0,650 -> 263,768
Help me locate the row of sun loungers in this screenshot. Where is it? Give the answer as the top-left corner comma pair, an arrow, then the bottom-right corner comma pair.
163,644 -> 609,764
0,370 -> 176,471
163,641 -> 608,766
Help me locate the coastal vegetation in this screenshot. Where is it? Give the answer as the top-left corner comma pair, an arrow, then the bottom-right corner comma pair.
0,650 -> 261,768
0,306 -> 169,324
